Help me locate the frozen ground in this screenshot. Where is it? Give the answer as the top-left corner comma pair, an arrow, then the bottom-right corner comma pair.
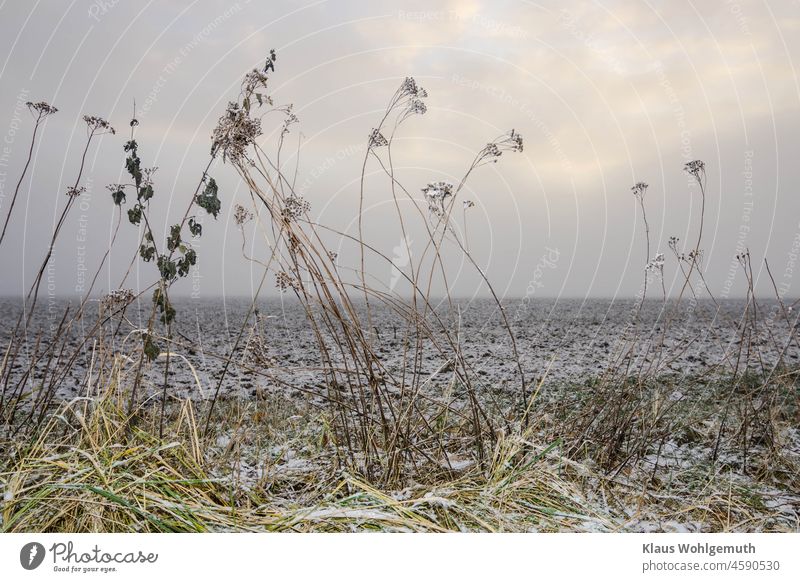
2,296 -> 798,532
1,296 -> 798,401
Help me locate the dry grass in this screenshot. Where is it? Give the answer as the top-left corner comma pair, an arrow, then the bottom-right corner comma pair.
1,374 -> 796,533
0,385 -> 603,532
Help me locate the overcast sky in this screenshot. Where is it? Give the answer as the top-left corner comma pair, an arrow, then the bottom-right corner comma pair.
1,0 -> 799,300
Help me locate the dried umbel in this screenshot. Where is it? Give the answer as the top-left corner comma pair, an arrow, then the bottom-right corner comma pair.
102,288 -> 135,310
463,200 -> 475,209
668,235 -> 703,264
369,129 -> 388,148
26,101 -> 58,117
83,115 -> 115,135
233,204 -> 254,226
668,236 -> 685,261
422,181 -> 454,218
212,101 -> 263,164
484,143 -> 501,160
275,271 -> 299,292
66,186 -> 86,198
397,77 -> 428,123
400,77 -> 427,99
142,166 -> 158,186
645,253 -> 665,275
479,130 -> 524,164
506,129 -> 524,152
281,105 -> 299,136
631,182 -> 648,199
242,69 -> 271,96
211,53 -> 281,164
684,159 -> 705,181
281,195 -> 310,221
408,99 -> 427,116
245,331 -> 276,369
687,248 -> 703,264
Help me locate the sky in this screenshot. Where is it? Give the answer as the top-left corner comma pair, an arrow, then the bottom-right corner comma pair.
0,0 -> 799,300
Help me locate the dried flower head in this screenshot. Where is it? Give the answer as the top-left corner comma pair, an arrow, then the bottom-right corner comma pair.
66,185 -> 86,198
463,200 -> 475,209
234,204 -> 254,226
281,195 -> 310,221
400,77 -> 424,98
26,101 -> 58,118
327,250 -> 338,262
83,115 -> 115,135
684,160 -> 705,180
102,288 -> 135,310
246,331 -> 276,368
645,253 -> 665,275
398,77 -> 428,122
408,99 -> 427,116
687,248 -> 704,264
243,68 -> 270,95
632,182 -> 648,199
506,129 -> 523,152
483,143 -> 502,163
668,236 -> 685,260
142,166 -> 158,187
369,128 -> 388,148
211,101 -> 263,164
422,181 -> 454,218
281,105 -> 299,136
479,130 -> 525,164
275,271 -> 299,292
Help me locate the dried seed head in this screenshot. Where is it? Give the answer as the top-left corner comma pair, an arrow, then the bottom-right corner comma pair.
246,332 -> 276,368
26,101 -> 58,117
243,69 -> 270,93
422,181 -> 454,218
408,99 -> 427,116
400,77 -> 426,99
480,130 -> 524,164
102,288 -> 135,309
275,271 -> 299,292
483,143 -> 502,162
645,253 -> 665,275
83,115 -> 115,135
398,77 -> 428,122
631,182 -> 648,199
507,129 -> 523,152
687,249 -> 704,263
211,101 -> 263,164
684,160 -> 705,180
281,195 -> 310,221
369,129 -> 388,148
234,204 -> 254,226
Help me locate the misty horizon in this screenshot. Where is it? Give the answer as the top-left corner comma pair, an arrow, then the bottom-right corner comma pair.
2,1 -> 799,301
